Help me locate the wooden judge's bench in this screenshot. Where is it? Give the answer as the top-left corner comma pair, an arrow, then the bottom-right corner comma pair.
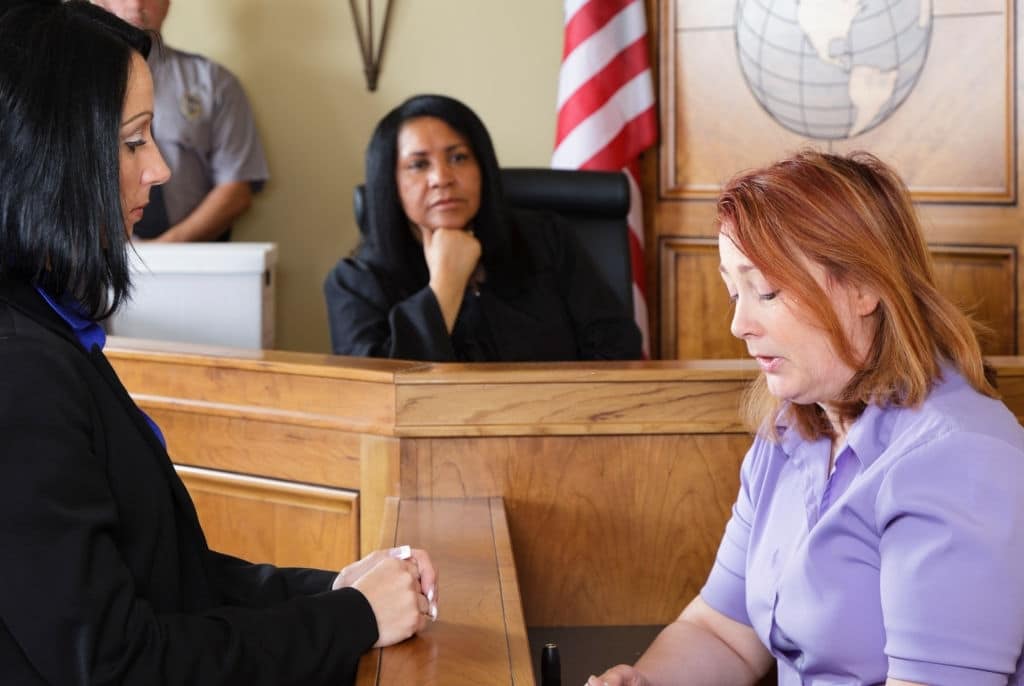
105,340 -> 756,682
106,340 -> 1024,683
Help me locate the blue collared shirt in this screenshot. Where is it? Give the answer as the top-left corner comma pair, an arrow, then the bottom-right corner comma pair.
35,286 -> 165,447
34,287 -> 106,353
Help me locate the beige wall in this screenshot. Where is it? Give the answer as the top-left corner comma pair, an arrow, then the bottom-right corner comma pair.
163,0 -> 564,353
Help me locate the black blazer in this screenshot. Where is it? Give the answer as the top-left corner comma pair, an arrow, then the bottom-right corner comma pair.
0,279 -> 377,685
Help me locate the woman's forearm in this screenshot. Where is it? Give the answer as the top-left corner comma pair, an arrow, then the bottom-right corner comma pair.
633,618 -> 765,686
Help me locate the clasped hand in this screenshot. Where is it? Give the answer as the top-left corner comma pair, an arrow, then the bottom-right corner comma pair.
332,547 -> 438,647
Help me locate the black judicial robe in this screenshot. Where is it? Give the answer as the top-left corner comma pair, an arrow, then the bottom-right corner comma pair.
0,279 -> 378,685
324,209 -> 642,362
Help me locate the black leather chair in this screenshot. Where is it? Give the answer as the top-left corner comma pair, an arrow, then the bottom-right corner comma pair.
352,167 -> 634,316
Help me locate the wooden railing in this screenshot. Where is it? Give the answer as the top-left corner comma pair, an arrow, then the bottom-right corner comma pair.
356,498 -> 533,685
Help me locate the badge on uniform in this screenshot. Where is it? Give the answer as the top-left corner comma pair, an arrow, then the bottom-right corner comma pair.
180,92 -> 202,121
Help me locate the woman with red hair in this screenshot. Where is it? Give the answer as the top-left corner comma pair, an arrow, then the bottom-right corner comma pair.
591,151 -> 1024,685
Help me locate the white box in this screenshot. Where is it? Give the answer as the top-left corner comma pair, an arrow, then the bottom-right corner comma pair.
108,242 -> 277,349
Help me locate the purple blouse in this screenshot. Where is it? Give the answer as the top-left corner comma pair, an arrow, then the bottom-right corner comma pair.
702,367 -> 1024,685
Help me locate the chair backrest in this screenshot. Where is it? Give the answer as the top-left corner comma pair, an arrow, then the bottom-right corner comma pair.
353,167 -> 634,315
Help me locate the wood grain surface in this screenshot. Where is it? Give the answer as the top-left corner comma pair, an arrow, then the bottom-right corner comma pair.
357,498 -> 534,686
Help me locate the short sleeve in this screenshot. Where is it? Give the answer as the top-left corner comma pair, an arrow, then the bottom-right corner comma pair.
877,431 -> 1024,684
700,441 -> 763,626
209,65 -> 268,188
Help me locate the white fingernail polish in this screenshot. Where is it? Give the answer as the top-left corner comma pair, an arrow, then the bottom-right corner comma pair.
387,545 -> 411,560
429,602 -> 438,621
427,587 -> 434,602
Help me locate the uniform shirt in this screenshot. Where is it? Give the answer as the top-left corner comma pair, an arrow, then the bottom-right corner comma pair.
135,43 -> 269,239
702,367 -> 1024,685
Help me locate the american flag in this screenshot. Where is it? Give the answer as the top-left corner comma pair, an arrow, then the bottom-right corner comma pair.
552,0 -> 658,357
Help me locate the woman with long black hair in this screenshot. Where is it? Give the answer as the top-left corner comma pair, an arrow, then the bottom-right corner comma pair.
0,3 -> 436,683
324,94 -> 642,362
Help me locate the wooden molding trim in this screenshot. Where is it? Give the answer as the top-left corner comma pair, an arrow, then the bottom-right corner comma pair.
175,465 -> 358,512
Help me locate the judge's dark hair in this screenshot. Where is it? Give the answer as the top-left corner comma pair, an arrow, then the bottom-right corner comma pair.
358,93 -> 529,294
0,0 -> 151,318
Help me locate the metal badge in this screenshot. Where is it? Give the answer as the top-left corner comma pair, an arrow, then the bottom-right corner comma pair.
179,92 -> 202,121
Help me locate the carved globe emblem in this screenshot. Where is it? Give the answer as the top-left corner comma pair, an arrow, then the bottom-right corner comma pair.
735,0 -> 933,140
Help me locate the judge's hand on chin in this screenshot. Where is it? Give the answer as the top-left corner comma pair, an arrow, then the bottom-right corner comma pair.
419,224 -> 480,289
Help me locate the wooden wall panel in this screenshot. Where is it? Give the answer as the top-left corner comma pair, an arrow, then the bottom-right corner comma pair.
660,0 -> 811,200
359,435 -> 402,557
176,466 -> 358,570
989,356 -> 1024,423
658,238 -> 1016,359
931,245 -> 1017,354
937,0 -> 1007,13
831,10 -> 1013,202
111,350 -> 403,434
141,403 -> 363,489
658,1 -> 1013,200
395,377 -> 748,435
400,433 -> 750,627
646,0 -> 1024,358
659,236 -> 746,359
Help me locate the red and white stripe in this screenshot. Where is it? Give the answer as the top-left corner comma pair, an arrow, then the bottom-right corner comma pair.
554,0 -> 658,357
